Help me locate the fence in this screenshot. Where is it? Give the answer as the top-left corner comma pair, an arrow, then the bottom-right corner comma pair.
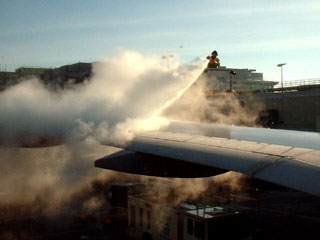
275,78 -> 320,88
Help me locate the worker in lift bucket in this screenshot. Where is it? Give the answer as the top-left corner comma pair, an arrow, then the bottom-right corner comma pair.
206,50 -> 220,69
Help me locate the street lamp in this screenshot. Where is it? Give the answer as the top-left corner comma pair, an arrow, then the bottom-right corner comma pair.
229,70 -> 236,92
277,63 -> 286,92
162,54 -> 174,68
277,63 -> 286,126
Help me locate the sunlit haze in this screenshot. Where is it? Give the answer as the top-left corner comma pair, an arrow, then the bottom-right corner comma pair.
1,0 -> 320,81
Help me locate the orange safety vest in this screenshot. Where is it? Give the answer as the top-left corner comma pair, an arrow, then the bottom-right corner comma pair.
207,56 -> 220,68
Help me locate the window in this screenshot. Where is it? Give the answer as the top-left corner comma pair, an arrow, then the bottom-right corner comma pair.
187,218 -> 193,235
130,205 -> 136,227
194,220 -> 205,240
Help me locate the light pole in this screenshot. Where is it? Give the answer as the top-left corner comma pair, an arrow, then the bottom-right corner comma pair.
229,70 -> 236,92
162,54 -> 174,68
277,63 -> 286,92
277,63 -> 286,126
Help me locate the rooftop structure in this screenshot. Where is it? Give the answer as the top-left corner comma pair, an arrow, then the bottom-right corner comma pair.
127,193 -> 255,240
273,78 -> 320,91
205,67 -> 278,92
15,67 -> 48,79
42,62 -> 92,87
0,67 -> 49,90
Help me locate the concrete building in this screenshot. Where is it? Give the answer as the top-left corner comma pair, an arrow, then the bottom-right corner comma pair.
239,86 -> 320,132
42,62 -> 92,87
0,63 -> 92,90
205,67 -> 278,92
0,67 -> 50,91
0,71 -> 20,90
127,193 -> 255,240
204,67 -> 320,132
15,67 -> 48,80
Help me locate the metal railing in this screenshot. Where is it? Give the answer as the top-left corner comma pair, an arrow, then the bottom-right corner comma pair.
275,78 -> 320,88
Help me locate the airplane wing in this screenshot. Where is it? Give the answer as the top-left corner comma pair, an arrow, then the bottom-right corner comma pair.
95,122 -> 320,196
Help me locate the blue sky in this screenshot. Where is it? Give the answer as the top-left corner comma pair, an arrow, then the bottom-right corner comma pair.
1,0 -> 320,82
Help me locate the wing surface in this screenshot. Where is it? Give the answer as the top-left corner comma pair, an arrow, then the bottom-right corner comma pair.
96,130 -> 320,196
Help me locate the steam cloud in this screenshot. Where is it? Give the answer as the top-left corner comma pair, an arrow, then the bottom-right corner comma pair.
164,74 -> 264,126
0,50 -> 207,237
0,50 -> 255,238
0,50 -> 204,146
